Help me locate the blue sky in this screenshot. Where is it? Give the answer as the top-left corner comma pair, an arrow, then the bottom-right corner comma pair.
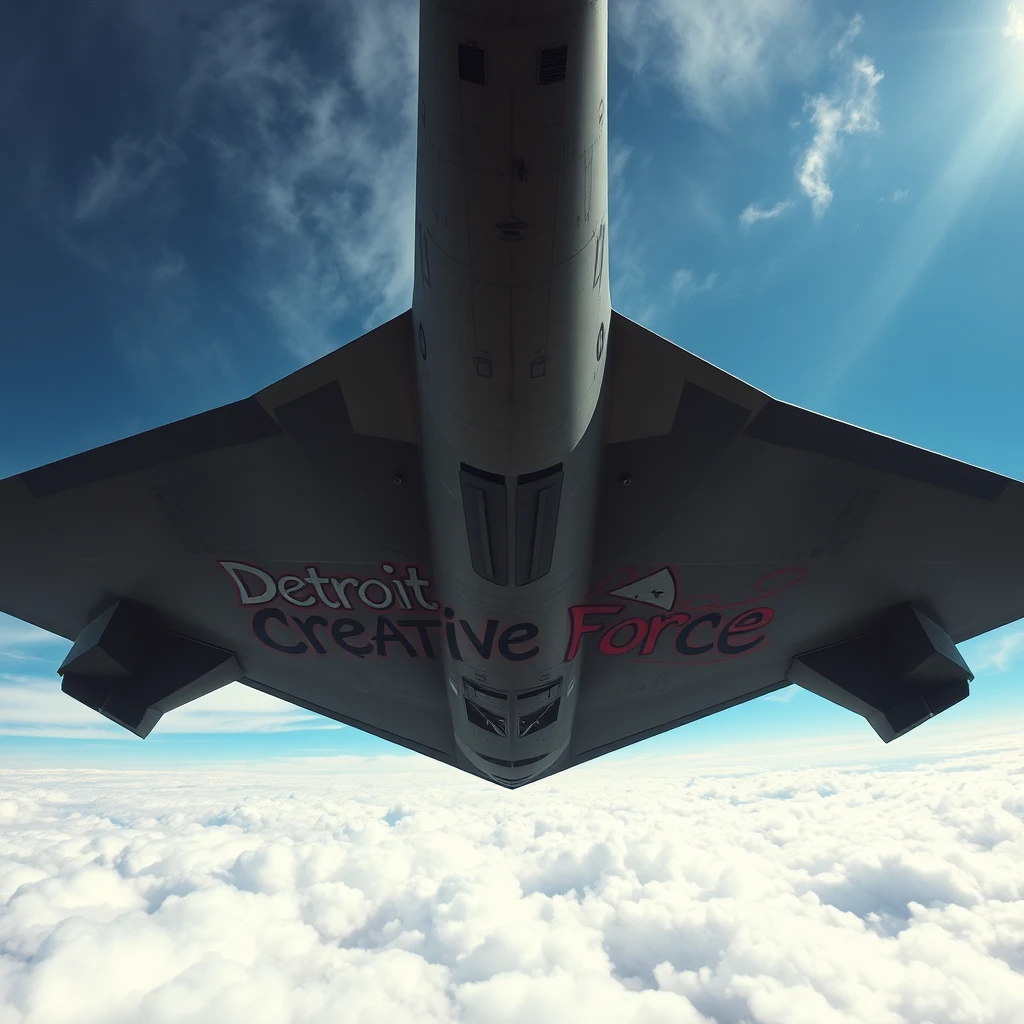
1,0 -> 1023,768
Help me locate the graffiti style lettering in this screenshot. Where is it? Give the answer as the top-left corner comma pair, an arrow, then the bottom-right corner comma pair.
460,618 -> 499,660
358,580 -> 394,610
330,577 -> 359,609
640,613 -> 692,656
220,561 -> 439,613
330,618 -> 373,658
304,567 -> 340,608
279,576 -> 315,607
598,617 -> 648,655
674,613 -> 722,655
252,607 -> 307,655
403,567 -> 438,611
443,608 -> 463,661
234,562 -> 801,666
373,617 -> 418,657
399,619 -> 441,659
717,607 -> 774,654
292,614 -> 329,654
565,605 -> 624,661
498,623 -> 540,661
565,607 -> 779,664
225,563 -> 277,606
392,578 -> 413,610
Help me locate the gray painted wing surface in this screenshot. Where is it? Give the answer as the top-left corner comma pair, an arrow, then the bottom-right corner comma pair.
0,311 -> 455,762
568,311 -> 1024,765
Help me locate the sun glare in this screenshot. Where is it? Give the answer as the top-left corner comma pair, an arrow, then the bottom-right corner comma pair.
1005,2 -> 1024,41
1001,3 -> 1024,96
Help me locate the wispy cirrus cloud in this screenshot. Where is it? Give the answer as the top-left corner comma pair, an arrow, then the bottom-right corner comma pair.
797,53 -> 884,216
72,133 -> 183,224
739,198 -> 793,228
31,0 -> 419,365
829,10 -> 864,59
737,16 -> 884,225
0,618 -> 61,651
972,627 -> 1024,674
613,0 -> 818,126
607,139 -> 658,326
181,0 -> 419,360
671,268 -> 718,299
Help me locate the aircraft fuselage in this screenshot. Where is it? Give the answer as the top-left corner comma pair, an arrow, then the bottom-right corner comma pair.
412,0 -> 609,784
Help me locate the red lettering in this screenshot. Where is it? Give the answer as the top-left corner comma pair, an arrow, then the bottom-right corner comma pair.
565,604 -> 624,661
598,617 -> 648,655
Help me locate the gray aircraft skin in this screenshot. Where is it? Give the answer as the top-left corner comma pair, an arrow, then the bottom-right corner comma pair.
1,0 -> 1021,788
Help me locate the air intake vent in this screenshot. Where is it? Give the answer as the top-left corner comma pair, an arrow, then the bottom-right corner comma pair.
515,464 -> 563,586
458,43 -> 486,84
460,464 -> 509,586
538,45 -> 568,85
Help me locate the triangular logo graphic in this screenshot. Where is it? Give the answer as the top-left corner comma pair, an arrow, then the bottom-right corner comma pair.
607,567 -> 676,611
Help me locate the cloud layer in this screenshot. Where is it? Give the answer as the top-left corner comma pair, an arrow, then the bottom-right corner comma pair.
0,679 -> 343,738
2,744 -> 1023,1023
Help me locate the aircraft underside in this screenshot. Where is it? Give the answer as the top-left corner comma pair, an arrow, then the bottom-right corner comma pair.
0,0 -> 1020,786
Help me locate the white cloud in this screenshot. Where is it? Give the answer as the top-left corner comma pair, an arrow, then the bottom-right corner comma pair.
613,0 -> 818,126
2,742 -> 1024,1022
739,198 -> 794,228
671,268 -> 718,299
0,618 -> 63,651
0,678 -> 341,737
180,0 -> 419,360
972,627 -> 1024,673
829,12 -> 864,60
46,0 -> 418,363
797,54 -> 884,216
151,247 -> 186,282
609,140 -> 633,194
734,23 -> 883,226
72,134 -> 183,224
761,684 -> 797,703
892,187 -> 910,202
607,139 -> 658,326
1005,3 -> 1024,42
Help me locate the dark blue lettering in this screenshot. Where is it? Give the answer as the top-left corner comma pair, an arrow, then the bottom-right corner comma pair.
498,623 -> 539,661
717,608 -> 772,655
330,618 -> 373,658
398,619 -> 440,659
292,615 -> 328,654
459,618 -> 498,660
374,616 -> 418,657
253,608 -> 307,655
675,613 -> 722,655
